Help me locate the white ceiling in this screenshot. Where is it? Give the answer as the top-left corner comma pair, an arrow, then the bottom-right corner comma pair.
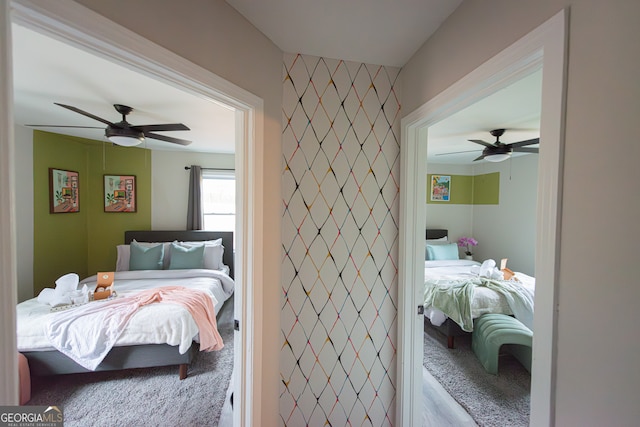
225,0 -> 464,67
12,24 -> 236,154
11,1 -> 541,163
427,70 -> 542,164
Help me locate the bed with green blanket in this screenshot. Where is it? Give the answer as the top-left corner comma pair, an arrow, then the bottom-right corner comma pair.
423,230 -> 535,348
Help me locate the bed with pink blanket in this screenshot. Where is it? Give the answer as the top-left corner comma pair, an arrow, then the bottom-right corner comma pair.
17,230 -> 234,379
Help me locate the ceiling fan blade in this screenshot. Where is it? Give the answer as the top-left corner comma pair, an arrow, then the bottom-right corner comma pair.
131,123 -> 190,133
508,137 -> 539,148
25,124 -> 103,129
473,154 -> 486,161
145,132 -> 192,146
468,139 -> 495,148
436,149 -> 481,156
54,103 -> 117,127
512,147 -> 539,153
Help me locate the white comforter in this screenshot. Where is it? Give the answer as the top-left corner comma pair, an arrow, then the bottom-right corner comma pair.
17,269 -> 234,354
423,260 -> 535,327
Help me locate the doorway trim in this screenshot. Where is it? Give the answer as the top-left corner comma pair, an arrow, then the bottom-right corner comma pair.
397,10 -> 567,426
3,1 -> 265,424
0,0 -> 19,404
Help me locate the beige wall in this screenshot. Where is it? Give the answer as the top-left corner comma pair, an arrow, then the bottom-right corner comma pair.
74,1 -> 283,425
403,0 -> 640,425
66,0 -> 640,424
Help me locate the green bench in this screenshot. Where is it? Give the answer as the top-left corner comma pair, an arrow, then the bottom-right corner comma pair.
471,313 -> 533,375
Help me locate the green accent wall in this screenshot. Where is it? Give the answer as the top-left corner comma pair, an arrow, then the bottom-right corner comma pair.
33,132 -> 89,294
472,172 -> 500,204
33,131 -> 151,295
427,172 -> 500,205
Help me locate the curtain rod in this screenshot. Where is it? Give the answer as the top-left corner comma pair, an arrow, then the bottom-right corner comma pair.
184,166 -> 235,171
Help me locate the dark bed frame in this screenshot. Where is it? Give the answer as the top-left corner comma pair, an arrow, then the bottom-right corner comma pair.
23,230 -> 234,380
425,228 -> 469,349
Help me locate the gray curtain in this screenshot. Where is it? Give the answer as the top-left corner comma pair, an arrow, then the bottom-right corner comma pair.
186,165 -> 203,230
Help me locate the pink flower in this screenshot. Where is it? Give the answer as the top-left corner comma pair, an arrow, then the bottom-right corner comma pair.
457,237 -> 478,255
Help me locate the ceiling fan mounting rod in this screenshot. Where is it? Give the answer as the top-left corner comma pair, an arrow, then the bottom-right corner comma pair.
114,104 -> 133,121
490,128 -> 506,144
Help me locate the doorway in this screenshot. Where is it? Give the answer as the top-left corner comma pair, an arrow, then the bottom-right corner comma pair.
1,1 -> 265,424
397,10 -> 567,426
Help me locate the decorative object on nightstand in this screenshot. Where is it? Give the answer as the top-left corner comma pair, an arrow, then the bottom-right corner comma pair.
457,236 -> 478,260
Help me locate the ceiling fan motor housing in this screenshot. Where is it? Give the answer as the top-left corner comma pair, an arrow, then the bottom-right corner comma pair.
482,144 -> 512,157
105,125 -> 144,142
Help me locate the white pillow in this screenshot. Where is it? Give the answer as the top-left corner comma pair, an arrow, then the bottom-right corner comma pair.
174,239 -> 224,270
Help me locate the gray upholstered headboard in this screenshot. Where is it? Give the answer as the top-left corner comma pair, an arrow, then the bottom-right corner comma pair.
124,230 -> 234,278
426,229 -> 448,240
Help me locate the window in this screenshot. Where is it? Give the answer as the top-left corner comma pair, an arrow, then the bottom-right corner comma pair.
202,169 -> 235,232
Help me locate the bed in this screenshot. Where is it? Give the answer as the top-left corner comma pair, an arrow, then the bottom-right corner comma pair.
423,229 -> 535,348
17,230 -> 235,379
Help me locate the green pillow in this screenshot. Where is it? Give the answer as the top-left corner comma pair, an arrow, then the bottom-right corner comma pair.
129,240 -> 164,270
169,242 -> 205,269
426,243 -> 459,260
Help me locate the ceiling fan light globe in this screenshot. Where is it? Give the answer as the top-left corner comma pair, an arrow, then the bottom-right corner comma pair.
485,153 -> 511,162
108,135 -> 144,146
105,127 -> 145,147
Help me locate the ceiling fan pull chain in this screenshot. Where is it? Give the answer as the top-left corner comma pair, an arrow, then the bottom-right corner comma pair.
509,156 -> 512,180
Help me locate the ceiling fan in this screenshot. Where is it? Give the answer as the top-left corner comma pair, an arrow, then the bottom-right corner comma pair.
27,103 -> 191,147
438,128 -> 539,162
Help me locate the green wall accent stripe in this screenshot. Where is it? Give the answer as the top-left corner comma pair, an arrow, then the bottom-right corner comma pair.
426,172 -> 500,205
473,172 -> 500,204
33,131 -> 151,295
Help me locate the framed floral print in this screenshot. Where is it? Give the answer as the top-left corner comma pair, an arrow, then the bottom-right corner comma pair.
49,168 -> 79,213
104,174 -> 136,212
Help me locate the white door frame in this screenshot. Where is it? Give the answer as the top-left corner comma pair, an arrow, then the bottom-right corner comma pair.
2,1 -> 265,425
0,0 -> 19,405
397,10 -> 567,426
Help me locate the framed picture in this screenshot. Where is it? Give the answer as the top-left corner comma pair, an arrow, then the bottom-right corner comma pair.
104,174 -> 136,213
430,175 -> 451,201
49,168 -> 79,213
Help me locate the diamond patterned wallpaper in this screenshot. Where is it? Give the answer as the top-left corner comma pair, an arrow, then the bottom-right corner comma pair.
281,53 -> 401,426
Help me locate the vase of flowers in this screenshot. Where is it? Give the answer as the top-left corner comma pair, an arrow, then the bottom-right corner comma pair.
457,237 -> 478,260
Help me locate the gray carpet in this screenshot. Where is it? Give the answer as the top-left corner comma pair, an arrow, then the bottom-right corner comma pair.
28,297 -> 235,427
423,323 -> 531,427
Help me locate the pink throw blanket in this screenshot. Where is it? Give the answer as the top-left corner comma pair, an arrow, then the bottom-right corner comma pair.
132,286 -> 224,351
